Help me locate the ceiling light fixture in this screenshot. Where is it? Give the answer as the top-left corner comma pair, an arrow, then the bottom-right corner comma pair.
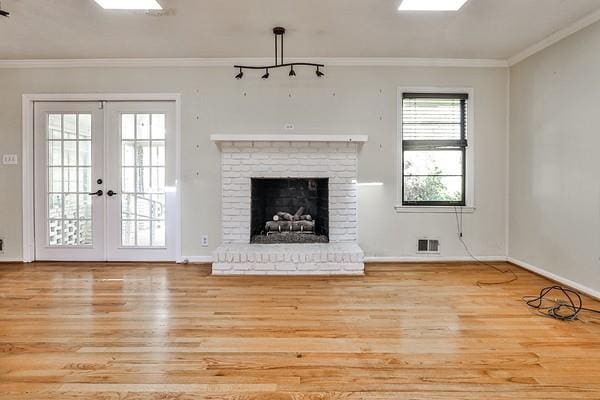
0,1 -> 10,17
234,27 -> 325,80
398,0 -> 468,11
93,0 -> 162,10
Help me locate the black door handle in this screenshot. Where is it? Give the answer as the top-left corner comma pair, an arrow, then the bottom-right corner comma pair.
107,190 -> 117,197
88,190 -> 103,196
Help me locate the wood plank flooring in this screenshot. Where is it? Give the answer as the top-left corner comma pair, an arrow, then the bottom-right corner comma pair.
0,262 -> 599,399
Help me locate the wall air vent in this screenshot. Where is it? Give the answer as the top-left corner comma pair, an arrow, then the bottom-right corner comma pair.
417,239 -> 440,254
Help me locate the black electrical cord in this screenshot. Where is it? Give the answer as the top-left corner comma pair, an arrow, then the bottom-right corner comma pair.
523,285 -> 600,321
454,207 -> 518,286
451,210 -> 600,321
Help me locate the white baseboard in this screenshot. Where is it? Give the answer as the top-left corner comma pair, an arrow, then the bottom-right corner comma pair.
178,256 -> 213,264
508,257 -> 600,300
364,256 -> 508,263
180,255 -> 509,264
0,258 -> 24,263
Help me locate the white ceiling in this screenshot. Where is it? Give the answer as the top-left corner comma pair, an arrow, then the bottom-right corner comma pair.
1,0 -> 600,60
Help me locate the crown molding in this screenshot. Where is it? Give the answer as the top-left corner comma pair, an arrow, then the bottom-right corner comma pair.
0,57 -> 508,69
508,7 -> 600,66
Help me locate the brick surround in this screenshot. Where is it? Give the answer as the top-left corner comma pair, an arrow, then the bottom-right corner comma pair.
212,136 -> 366,275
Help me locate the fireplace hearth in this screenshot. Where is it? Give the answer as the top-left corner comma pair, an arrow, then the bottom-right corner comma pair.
251,178 -> 329,244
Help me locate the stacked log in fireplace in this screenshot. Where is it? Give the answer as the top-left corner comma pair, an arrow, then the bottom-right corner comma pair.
265,207 -> 315,234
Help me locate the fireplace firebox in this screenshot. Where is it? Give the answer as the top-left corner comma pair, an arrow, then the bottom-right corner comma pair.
251,178 -> 329,244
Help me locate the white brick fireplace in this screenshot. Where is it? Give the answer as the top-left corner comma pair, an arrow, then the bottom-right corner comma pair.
211,134 -> 367,275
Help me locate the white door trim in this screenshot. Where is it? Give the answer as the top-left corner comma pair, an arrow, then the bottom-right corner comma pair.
22,93 -> 182,263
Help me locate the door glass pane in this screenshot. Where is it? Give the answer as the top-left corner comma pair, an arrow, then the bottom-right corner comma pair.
79,194 -> 92,219
78,114 -> 91,139
151,142 -> 165,166
136,114 -> 150,139
48,194 -> 62,219
63,194 -> 77,219
49,220 -> 63,245
48,141 -> 62,166
64,167 -> 78,193
136,195 -> 152,220
151,194 -> 165,219
79,167 -> 91,193
122,167 -> 135,192
137,221 -> 151,246
122,141 -> 135,166
64,141 -> 77,166
49,167 -> 62,192
122,114 -> 135,139
46,113 -> 93,247
151,114 -> 165,139
122,194 -> 136,219
63,220 -> 78,245
49,114 -> 62,139
63,114 -> 77,140
79,141 -> 91,166
152,221 -> 166,246
120,113 -> 167,247
122,220 -> 136,246
137,141 -> 151,166
79,220 -> 92,245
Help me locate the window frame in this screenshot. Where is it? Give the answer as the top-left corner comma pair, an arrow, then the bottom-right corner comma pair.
396,87 -> 475,213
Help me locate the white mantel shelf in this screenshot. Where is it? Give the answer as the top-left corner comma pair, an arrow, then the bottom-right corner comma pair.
210,134 -> 368,143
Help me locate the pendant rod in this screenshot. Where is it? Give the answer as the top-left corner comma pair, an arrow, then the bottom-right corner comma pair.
274,34 -> 278,66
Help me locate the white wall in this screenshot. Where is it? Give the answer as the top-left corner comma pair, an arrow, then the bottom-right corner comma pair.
509,21 -> 600,292
0,65 -> 508,261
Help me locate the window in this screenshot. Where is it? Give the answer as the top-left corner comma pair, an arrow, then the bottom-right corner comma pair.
401,93 -> 468,206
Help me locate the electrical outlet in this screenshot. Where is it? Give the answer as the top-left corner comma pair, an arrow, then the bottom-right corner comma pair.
201,235 -> 209,247
284,123 -> 295,130
2,154 -> 18,165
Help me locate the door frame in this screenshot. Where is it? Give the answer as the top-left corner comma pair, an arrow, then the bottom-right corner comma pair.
22,93 -> 182,263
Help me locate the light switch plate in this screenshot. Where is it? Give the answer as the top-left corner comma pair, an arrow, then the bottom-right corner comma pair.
2,154 -> 18,165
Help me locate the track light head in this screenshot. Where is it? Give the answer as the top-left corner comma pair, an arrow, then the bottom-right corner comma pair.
235,68 -> 244,79
262,69 -> 270,79
289,67 -> 296,77
316,67 -> 324,77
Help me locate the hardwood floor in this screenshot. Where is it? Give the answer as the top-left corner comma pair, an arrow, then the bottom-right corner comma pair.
0,262 -> 599,399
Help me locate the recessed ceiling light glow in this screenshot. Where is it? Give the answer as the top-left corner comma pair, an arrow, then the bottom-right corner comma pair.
93,0 -> 162,10
398,0 -> 468,11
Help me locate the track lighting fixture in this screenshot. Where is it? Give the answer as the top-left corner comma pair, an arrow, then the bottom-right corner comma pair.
0,1 -> 10,17
233,27 -> 325,80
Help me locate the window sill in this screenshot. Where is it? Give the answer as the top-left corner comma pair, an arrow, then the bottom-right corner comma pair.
394,205 -> 476,214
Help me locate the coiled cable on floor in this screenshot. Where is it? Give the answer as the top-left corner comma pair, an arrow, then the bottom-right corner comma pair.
523,285 -> 600,321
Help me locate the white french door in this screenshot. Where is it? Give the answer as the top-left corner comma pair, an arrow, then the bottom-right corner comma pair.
105,101 -> 176,261
34,101 -> 176,261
